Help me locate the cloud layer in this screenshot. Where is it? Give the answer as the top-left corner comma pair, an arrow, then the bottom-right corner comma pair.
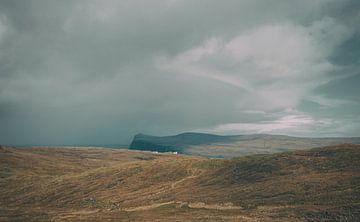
0,0 -> 359,145
157,19 -> 346,110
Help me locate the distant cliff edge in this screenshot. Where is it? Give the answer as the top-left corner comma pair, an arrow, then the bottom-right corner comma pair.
129,132 -> 360,158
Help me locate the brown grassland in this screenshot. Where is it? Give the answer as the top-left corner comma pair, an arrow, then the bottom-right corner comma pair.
0,144 -> 359,221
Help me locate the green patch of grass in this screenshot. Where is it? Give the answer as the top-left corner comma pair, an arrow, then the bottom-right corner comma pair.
192,160 -> 225,169
158,203 -> 178,209
0,166 -> 13,181
134,156 -> 155,161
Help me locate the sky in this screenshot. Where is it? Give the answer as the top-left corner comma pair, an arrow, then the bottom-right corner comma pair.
0,0 -> 359,145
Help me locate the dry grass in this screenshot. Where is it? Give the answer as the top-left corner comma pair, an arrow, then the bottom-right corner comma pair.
0,144 -> 359,221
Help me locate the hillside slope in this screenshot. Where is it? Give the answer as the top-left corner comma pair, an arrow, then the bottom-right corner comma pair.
130,132 -> 360,158
0,144 -> 359,221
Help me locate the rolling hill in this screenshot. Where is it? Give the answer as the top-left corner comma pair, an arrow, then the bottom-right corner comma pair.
1,144 -> 359,221
130,132 -> 360,158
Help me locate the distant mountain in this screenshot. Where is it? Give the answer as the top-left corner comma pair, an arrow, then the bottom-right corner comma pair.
129,132 -> 240,152
129,132 -> 360,158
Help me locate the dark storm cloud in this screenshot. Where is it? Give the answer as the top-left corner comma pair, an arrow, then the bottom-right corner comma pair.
0,0 -> 359,145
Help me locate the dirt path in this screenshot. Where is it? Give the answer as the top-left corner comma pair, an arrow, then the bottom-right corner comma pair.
188,202 -> 243,210
122,201 -> 243,212
170,169 -> 199,189
171,174 -> 197,188
122,202 -> 175,211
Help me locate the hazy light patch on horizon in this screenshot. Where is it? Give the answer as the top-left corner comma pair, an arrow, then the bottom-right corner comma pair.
208,114 -> 315,134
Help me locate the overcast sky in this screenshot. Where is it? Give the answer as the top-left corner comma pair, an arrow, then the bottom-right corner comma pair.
0,0 -> 359,145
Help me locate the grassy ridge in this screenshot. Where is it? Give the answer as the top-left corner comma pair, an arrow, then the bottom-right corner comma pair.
0,144 -> 359,221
